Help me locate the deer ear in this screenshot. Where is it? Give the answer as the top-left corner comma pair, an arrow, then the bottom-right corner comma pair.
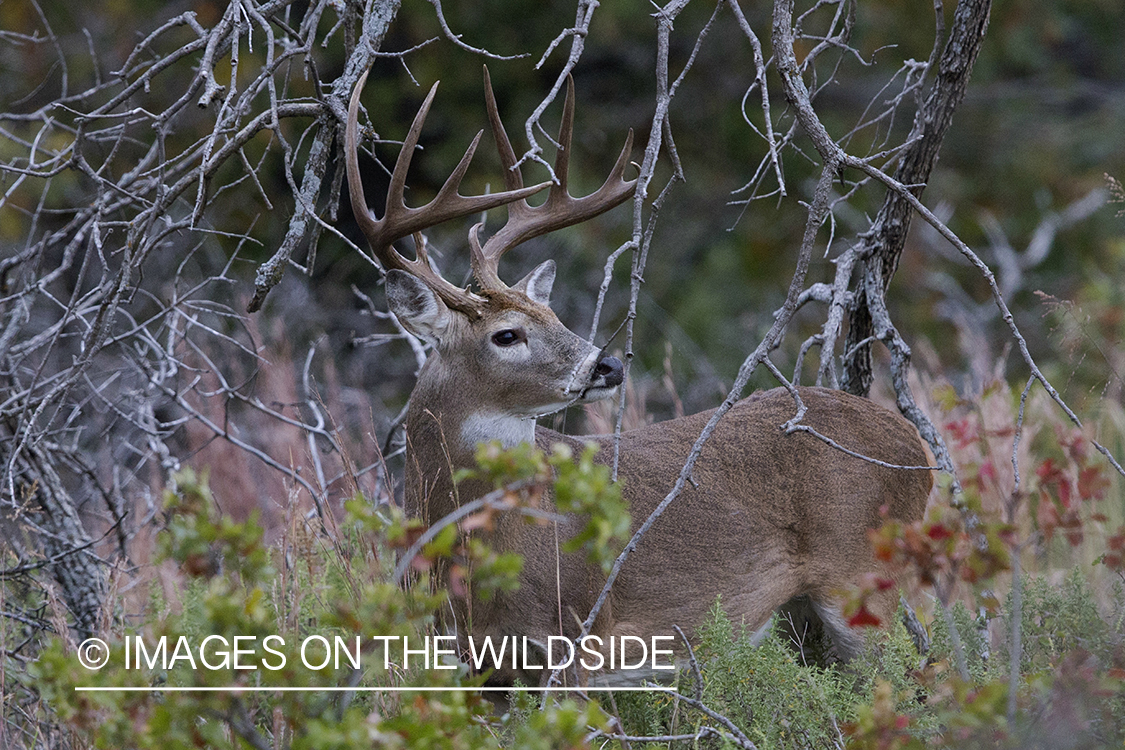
512,260 -> 555,305
385,270 -> 451,345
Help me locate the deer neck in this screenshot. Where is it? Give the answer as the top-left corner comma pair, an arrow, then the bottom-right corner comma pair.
403,354 -> 538,520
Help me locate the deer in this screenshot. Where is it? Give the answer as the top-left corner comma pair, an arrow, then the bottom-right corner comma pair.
345,67 -> 934,686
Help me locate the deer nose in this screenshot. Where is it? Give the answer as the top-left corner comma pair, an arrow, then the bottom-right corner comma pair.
592,355 -> 624,387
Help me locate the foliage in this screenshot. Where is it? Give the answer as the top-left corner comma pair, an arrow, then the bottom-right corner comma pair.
548,444 -> 632,575
456,441 -> 631,575
157,469 -> 274,583
691,603 -> 862,749
846,364 -> 1125,749
11,387 -> 1125,749
608,600 -> 928,749
669,568 -> 1125,750
18,465 -> 624,749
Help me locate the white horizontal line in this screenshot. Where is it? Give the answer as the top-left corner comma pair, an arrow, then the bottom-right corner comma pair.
74,685 -> 677,693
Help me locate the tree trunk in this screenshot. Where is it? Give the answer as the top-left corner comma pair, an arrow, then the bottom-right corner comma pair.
841,0 -> 992,396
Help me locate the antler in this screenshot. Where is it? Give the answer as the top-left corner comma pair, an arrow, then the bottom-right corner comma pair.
346,68 -> 549,316
469,66 -> 637,293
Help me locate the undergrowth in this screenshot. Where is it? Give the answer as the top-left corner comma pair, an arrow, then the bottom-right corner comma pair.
5,367 -> 1125,749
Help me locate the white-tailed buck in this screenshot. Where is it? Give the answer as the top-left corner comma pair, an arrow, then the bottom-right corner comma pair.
347,68 -> 933,685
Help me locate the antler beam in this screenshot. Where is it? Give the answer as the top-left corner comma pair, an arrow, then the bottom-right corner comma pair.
347,67 -> 637,311
470,66 -> 637,293
345,68 -> 549,315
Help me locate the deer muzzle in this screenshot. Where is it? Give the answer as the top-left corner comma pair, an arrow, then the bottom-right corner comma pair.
591,355 -> 624,388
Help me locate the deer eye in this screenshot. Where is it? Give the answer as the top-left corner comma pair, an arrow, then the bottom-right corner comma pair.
491,329 -> 525,347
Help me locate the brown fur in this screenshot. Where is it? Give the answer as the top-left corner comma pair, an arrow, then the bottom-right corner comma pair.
405,374 -> 932,684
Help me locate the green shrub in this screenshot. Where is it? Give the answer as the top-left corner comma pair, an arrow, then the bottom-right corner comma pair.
13,444 -> 1125,749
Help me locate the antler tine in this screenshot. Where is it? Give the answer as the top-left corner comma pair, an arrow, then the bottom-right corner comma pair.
473,67 -> 638,293
482,65 -> 524,194
346,68 -> 550,315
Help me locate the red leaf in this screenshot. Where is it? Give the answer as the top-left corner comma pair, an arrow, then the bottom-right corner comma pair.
927,524 -> 954,541
945,418 -> 979,449
1064,431 -> 1088,463
1037,458 -> 1062,483
1059,478 -> 1073,508
449,565 -> 468,598
1107,530 -> 1125,552
1078,466 -> 1109,502
1037,492 -> 1062,540
847,605 -> 882,628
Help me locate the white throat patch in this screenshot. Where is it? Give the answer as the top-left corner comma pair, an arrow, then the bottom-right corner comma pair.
460,412 -> 536,451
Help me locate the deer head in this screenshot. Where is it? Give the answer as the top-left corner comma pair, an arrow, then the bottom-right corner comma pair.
346,68 -> 633,448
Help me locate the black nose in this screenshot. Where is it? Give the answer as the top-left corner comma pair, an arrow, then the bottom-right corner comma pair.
592,355 -> 624,387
